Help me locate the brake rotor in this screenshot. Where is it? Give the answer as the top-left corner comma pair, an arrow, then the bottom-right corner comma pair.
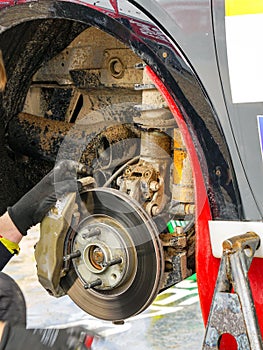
61,187 -> 164,321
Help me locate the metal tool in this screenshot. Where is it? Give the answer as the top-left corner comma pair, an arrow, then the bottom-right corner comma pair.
202,232 -> 262,349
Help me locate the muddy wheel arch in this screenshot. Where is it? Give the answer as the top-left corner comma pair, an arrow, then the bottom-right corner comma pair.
0,1 -> 240,216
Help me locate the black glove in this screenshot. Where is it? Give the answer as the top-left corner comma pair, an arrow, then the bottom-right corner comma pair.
7,160 -> 84,235
0,324 -> 96,350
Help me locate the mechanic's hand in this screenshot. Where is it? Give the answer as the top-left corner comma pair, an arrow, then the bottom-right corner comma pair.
7,160 -> 84,235
0,324 -> 97,350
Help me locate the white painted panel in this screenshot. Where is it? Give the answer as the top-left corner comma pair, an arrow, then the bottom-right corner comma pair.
225,14 -> 263,103
209,220 -> 263,258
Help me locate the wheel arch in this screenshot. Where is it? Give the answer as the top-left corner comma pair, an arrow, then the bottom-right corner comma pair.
0,0 -> 242,218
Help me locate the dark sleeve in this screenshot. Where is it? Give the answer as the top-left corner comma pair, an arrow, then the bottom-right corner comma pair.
0,323 -> 48,350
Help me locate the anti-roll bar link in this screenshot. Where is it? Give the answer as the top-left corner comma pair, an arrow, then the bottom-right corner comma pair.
202,232 -> 263,349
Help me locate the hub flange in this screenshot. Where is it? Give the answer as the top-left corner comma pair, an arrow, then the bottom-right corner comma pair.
61,187 -> 164,321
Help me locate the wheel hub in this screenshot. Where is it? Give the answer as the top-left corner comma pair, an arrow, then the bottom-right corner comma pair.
62,187 -> 164,321
72,215 -> 137,291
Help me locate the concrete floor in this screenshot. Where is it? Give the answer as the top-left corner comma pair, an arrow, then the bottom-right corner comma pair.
3,226 -> 205,349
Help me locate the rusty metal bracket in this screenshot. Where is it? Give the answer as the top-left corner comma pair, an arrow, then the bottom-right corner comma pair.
202,232 -> 263,349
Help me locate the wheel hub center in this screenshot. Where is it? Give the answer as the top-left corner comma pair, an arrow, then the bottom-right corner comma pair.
72,215 -> 136,291
91,246 -> 104,266
86,244 -> 107,271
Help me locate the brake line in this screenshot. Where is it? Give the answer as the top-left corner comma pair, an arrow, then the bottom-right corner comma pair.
102,155 -> 140,187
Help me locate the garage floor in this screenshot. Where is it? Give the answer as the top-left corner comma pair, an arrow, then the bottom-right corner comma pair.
3,226 -> 205,349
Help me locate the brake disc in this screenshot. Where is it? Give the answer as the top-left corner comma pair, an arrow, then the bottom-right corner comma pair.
61,187 -> 164,321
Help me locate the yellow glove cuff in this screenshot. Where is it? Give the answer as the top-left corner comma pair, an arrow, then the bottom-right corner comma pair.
0,237 -> 20,255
